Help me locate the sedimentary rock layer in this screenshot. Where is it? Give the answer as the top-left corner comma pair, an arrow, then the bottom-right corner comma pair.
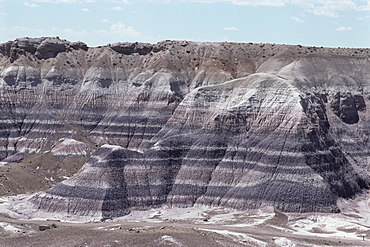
1,38 -> 369,218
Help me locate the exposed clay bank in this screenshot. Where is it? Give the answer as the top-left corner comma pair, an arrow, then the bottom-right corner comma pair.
0,38 -> 369,220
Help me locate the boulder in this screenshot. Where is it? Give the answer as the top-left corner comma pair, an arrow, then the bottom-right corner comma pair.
35,38 -> 68,59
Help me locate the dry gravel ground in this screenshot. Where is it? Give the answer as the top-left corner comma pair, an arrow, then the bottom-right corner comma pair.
0,153 -> 87,197
0,215 -> 368,247
0,191 -> 370,247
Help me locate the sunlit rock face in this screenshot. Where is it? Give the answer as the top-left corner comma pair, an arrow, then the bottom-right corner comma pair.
1,38 -> 369,218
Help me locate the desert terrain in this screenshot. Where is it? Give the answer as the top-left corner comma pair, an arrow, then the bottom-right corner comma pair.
0,190 -> 369,246
0,38 -> 370,246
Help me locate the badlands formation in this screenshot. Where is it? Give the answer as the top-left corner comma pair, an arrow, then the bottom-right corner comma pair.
0,37 -> 369,220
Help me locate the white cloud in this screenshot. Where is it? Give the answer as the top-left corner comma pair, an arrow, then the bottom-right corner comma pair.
24,2 -> 40,7
307,7 -> 340,18
0,25 -> 89,42
149,0 -> 170,3
0,12 -> 8,15
182,0 -> 216,2
184,0 -> 286,6
1,21 -> 141,46
32,0 -> 68,2
111,6 -> 124,10
357,15 -> 370,20
110,22 -> 140,36
336,26 -> 352,31
81,7 -> 90,12
290,16 -> 304,23
32,0 -> 94,3
101,19 -> 109,22
110,0 -> 131,3
223,26 -> 239,31
182,0 -> 370,18
95,22 -> 140,38
228,0 -> 286,7
53,27 -> 89,37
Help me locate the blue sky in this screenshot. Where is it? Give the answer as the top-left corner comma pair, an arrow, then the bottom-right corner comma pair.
0,0 -> 369,48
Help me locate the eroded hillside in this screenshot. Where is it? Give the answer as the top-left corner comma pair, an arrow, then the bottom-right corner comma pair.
0,37 -> 369,219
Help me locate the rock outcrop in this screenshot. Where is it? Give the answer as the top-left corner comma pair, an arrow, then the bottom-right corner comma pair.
1,38 -> 369,219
